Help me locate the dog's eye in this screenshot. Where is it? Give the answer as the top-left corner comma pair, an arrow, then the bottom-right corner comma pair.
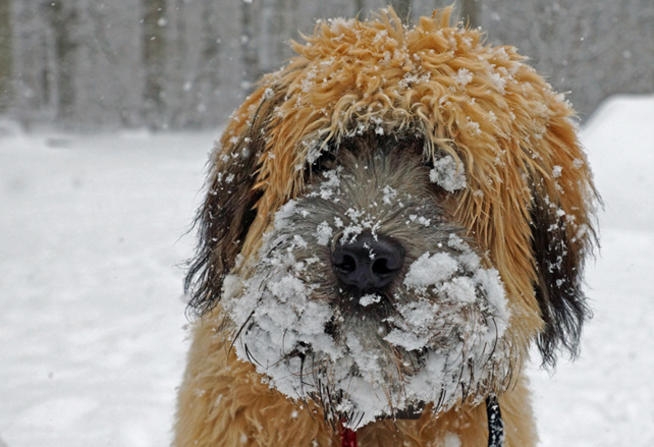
310,151 -> 337,174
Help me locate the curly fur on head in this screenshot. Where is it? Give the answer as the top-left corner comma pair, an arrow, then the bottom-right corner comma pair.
178,7 -> 598,447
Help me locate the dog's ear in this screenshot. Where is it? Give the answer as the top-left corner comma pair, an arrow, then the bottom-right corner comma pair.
530,169 -> 596,366
185,92 -> 279,315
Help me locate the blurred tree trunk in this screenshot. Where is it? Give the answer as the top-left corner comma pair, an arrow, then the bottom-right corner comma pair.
269,0 -> 297,69
460,0 -> 480,28
200,2 -> 221,94
168,0 -> 187,127
241,0 -> 259,93
0,0 -> 11,112
354,0 -> 365,17
44,0 -> 78,122
39,34 -> 51,109
390,0 -> 411,23
142,0 -> 167,129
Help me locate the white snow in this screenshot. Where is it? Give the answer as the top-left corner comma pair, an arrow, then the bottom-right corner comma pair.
0,94 -> 653,446
444,432 -> 462,447
429,154 -> 467,192
358,293 -> 382,307
403,252 -> 459,287
0,130 -> 207,447
315,221 -> 333,246
455,68 -> 473,87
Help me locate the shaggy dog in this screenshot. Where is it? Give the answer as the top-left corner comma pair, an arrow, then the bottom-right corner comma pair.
174,8 -> 598,447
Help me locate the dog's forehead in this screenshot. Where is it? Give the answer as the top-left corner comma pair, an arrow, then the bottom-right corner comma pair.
323,133 -> 426,164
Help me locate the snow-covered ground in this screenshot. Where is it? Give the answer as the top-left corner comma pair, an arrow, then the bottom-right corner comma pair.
1,94 -> 653,446
0,130 -> 209,447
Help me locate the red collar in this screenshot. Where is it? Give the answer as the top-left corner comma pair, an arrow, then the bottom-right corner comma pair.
340,420 -> 358,447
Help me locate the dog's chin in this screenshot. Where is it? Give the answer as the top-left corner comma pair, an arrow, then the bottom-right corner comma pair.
222,205 -> 514,429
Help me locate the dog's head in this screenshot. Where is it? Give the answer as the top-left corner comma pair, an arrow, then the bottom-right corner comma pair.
185,9 -> 598,428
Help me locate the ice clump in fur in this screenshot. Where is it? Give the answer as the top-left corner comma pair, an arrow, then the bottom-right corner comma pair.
429,155 -> 466,192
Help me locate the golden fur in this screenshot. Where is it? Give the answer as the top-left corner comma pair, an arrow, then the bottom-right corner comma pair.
175,8 -> 597,446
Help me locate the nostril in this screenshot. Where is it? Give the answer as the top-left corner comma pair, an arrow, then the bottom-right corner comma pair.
372,258 -> 393,275
334,254 -> 357,274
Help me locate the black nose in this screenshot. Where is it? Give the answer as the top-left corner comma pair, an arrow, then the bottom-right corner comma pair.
331,233 -> 405,293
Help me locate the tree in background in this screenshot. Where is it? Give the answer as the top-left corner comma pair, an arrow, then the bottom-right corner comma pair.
198,1 -> 221,99
390,0 -> 412,22
241,0 -> 259,93
460,0 -> 480,28
354,0 -> 365,17
0,0 -> 11,113
167,0 -> 224,128
43,0 -> 78,123
142,0 -> 167,129
1,0 -> 652,130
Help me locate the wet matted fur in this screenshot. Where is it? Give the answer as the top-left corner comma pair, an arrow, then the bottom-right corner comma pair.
174,8 -> 598,447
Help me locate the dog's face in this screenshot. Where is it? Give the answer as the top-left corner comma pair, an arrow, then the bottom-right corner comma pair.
185,9 -> 597,430
223,135 -> 513,425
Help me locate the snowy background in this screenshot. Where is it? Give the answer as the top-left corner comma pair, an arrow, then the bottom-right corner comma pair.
1,94 -> 653,446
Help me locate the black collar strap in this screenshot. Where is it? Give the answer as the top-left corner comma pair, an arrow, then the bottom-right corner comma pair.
340,396 -> 504,447
486,394 -> 504,447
